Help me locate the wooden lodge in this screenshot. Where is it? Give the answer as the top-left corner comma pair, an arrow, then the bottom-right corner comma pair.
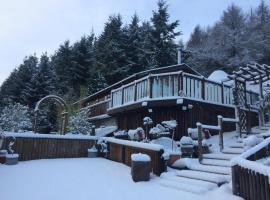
74,63 -> 260,140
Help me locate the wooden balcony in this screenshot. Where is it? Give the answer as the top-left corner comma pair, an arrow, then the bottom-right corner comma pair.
88,72 -> 259,118
109,72 -> 259,110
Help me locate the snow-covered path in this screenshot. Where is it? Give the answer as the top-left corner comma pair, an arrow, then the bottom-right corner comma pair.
0,158 -> 241,200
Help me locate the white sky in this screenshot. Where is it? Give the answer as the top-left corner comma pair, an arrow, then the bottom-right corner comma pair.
0,0 -> 263,85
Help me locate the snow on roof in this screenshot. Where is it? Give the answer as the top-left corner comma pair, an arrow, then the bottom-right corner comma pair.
208,70 -> 229,83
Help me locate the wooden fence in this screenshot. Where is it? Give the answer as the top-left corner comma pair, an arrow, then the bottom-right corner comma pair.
3,134 -> 96,161
232,137 -> 270,200
104,138 -> 166,176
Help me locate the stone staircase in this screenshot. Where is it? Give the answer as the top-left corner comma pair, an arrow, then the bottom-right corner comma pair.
160,140 -> 245,193
158,123 -> 270,194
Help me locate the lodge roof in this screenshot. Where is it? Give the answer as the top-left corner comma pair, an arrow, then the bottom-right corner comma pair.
73,63 -> 202,106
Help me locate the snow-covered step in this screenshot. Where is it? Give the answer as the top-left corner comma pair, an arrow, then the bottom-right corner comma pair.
187,163 -> 230,175
222,147 -> 244,154
176,170 -> 230,186
201,158 -> 231,167
229,143 -> 244,148
158,177 -> 216,194
161,173 -> 217,189
202,153 -> 236,161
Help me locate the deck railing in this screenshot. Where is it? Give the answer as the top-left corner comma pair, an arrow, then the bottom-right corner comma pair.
231,137 -> 270,200
110,72 -> 259,109
89,99 -> 110,117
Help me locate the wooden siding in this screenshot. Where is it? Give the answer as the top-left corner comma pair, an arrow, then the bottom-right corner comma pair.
3,136 -> 96,161
116,99 -> 258,140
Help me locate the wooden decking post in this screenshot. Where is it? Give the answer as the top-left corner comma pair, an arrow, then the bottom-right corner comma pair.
201,78 -> 205,100
218,115 -> 224,151
197,122 -> 203,162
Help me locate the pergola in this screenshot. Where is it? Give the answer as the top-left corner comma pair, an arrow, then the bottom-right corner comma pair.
227,63 -> 270,134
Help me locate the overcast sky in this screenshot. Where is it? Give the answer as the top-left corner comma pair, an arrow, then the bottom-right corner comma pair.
0,0 -> 263,85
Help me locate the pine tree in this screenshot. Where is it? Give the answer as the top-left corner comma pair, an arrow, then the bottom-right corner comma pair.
52,40 -> 73,96
96,14 -> 128,85
187,25 -> 207,48
123,13 -> 144,74
16,55 -> 38,105
70,34 -> 96,97
150,0 -> 180,67
139,21 -> 155,70
21,53 -> 54,108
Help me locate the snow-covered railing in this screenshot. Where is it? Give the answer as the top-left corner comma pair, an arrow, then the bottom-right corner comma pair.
231,137 -> 270,200
109,71 -> 260,110
103,137 -> 166,175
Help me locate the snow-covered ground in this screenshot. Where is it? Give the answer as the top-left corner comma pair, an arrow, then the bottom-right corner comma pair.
0,158 -> 241,200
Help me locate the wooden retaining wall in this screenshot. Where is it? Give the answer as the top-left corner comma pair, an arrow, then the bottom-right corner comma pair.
106,140 -> 166,176
3,136 -> 96,161
232,139 -> 270,200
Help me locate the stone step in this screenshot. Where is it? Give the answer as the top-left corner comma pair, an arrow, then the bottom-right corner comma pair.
229,143 -> 244,148
222,147 -> 244,154
201,158 -> 231,167
159,174 -> 217,194
187,163 -> 230,175
203,153 -> 236,160
176,170 -> 230,186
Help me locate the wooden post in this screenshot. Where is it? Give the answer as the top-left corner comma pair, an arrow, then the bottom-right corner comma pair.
147,75 -> 152,99
218,115 -> 223,151
235,106 -> 241,136
201,78 -> 205,100
134,82 -> 137,102
232,165 -> 239,195
221,83 -> 224,104
196,122 -> 203,162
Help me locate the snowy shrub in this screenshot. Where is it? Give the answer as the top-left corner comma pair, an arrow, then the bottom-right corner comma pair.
162,120 -> 177,129
0,103 -> 32,132
128,127 -> 145,141
180,136 -> 194,146
143,117 -> 153,125
69,107 -> 93,135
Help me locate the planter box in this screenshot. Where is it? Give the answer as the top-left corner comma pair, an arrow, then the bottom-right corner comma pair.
0,150 -> 7,164
168,153 -> 181,166
5,154 -> 19,165
88,148 -> 98,158
181,145 -> 194,158
131,154 -> 151,182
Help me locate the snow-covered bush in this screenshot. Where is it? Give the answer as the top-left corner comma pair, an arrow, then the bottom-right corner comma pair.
0,103 -> 32,132
69,107 -> 93,135
143,117 -> 153,125
162,120 -> 177,129
180,136 -> 194,146
128,127 -> 145,141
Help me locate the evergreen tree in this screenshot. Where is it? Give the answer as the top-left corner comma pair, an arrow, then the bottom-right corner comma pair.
0,103 -> 32,132
0,69 -> 20,107
187,25 -> 207,48
70,34 -> 96,97
96,14 -> 128,85
52,40 -> 73,96
15,55 -> 38,105
150,0 -> 180,67
138,21 -> 155,70
21,53 -> 54,108
123,13 -> 144,74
